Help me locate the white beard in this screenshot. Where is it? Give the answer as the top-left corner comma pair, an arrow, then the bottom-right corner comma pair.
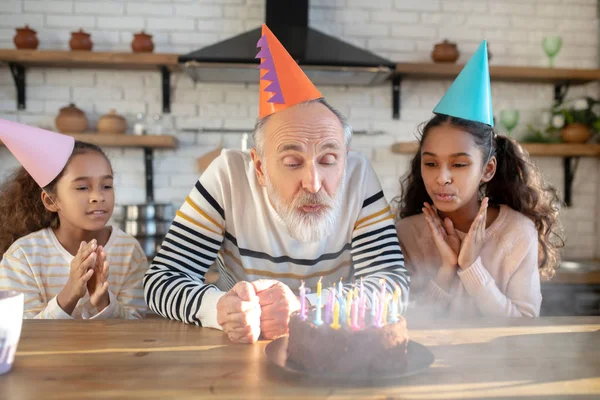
265,167 -> 346,243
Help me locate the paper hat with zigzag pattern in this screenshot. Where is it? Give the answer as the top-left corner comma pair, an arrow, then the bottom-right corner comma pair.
433,40 -> 494,127
0,118 -> 74,188
256,24 -> 323,118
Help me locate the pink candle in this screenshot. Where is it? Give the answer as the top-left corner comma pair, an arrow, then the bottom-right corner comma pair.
299,280 -> 306,321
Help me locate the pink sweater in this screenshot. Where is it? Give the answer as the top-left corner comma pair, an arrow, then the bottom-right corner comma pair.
396,205 -> 541,317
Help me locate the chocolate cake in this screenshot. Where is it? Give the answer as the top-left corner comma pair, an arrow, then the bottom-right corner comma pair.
286,309 -> 408,375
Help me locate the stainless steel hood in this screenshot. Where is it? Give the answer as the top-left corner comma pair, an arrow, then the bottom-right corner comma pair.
179,0 -> 394,86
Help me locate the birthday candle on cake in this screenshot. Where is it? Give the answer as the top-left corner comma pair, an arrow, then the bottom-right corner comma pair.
314,277 -> 323,326
330,299 -> 341,330
381,295 -> 389,326
351,287 -> 359,330
325,286 -> 334,324
391,284 -> 400,323
371,293 -> 378,327
299,280 -> 306,321
378,279 -> 386,326
359,277 -> 364,305
359,281 -> 366,328
346,287 -> 353,326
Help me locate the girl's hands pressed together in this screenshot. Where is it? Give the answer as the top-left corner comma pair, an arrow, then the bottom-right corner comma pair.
57,240 -> 97,315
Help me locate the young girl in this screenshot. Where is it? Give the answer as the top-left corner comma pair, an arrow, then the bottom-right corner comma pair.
0,122 -> 147,319
395,42 -> 563,318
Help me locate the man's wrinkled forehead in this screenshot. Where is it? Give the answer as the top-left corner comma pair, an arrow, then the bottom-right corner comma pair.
262,102 -> 344,149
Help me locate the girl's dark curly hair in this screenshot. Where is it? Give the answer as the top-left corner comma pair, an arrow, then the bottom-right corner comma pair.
397,114 -> 564,280
0,141 -> 111,255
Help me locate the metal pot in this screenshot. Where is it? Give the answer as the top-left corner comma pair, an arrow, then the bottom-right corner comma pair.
122,203 -> 174,221
122,220 -> 170,237
137,236 -> 164,258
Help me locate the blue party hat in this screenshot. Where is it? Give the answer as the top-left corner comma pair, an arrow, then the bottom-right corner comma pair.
433,40 -> 494,127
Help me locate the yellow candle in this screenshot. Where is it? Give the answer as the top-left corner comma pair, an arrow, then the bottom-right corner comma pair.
382,296 -> 388,325
317,277 -> 322,298
330,300 -> 341,330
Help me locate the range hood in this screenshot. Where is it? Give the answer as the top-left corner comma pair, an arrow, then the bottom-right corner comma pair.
179,0 -> 394,86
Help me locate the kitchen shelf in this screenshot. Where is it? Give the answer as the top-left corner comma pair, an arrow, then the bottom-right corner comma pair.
0,49 -> 178,113
0,133 -> 177,148
390,63 -> 600,119
390,141 -> 600,208
0,49 -> 179,70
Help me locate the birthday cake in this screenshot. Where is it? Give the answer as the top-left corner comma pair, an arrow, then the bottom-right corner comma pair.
286,283 -> 408,375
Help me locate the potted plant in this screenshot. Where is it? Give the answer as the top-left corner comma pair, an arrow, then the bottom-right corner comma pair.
552,97 -> 600,143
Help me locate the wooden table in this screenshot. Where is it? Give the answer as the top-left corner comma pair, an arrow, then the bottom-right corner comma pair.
1,317 -> 599,399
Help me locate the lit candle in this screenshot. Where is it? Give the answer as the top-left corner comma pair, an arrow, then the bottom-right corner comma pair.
299,280 -> 306,321
325,286 -> 334,324
378,279 -> 386,326
330,299 -> 341,330
359,277 -> 364,305
381,295 -> 388,326
351,288 -> 359,330
314,277 -> 323,326
371,294 -> 379,327
338,278 -> 343,300
346,287 -> 353,326
391,284 -> 400,323
359,282 -> 366,328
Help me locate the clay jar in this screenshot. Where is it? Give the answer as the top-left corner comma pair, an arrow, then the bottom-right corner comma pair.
431,40 -> 459,63
55,103 -> 88,134
13,25 -> 39,50
560,123 -> 592,143
98,109 -> 127,134
131,31 -> 154,53
69,29 -> 93,51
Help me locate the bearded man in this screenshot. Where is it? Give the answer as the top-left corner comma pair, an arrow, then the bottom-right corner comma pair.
143,25 -> 409,343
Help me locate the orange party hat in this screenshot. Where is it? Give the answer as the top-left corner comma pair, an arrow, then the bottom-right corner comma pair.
256,24 -> 322,118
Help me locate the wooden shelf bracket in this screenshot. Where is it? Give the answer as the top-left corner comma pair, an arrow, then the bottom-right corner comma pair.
392,75 -> 401,119
9,62 -> 25,110
563,156 -> 579,207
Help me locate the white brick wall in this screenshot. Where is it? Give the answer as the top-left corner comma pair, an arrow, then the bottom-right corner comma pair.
0,0 -> 598,258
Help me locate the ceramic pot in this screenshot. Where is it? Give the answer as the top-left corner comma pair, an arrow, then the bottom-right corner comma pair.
560,123 -> 592,143
69,29 -> 93,51
431,40 -> 459,63
131,31 -> 154,53
13,25 -> 38,50
97,109 -> 127,134
55,103 -> 88,133
122,203 -> 174,221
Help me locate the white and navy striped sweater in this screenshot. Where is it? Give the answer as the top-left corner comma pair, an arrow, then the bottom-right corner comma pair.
143,150 -> 409,329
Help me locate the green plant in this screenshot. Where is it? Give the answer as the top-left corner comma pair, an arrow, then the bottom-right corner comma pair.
552,97 -> 600,131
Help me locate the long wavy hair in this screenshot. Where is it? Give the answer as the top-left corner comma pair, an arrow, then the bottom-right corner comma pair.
397,114 -> 564,280
0,141 -> 111,255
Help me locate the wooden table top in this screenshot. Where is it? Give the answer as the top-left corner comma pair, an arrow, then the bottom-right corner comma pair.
1,316 -> 599,399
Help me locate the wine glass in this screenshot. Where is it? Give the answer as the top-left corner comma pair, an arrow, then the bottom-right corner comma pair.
542,36 -> 563,67
500,109 -> 519,136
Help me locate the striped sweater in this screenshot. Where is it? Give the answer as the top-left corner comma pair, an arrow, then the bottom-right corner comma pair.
144,150 -> 410,329
0,227 -> 148,319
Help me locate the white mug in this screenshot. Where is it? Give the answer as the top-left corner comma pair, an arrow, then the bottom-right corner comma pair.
0,291 -> 24,375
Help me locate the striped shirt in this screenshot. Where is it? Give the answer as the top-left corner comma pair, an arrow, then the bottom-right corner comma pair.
0,227 -> 148,319
144,150 -> 409,329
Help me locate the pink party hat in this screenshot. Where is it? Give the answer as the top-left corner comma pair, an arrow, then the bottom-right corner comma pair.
0,119 -> 74,188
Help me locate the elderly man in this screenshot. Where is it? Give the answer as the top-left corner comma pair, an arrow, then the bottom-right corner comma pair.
144,25 -> 409,343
